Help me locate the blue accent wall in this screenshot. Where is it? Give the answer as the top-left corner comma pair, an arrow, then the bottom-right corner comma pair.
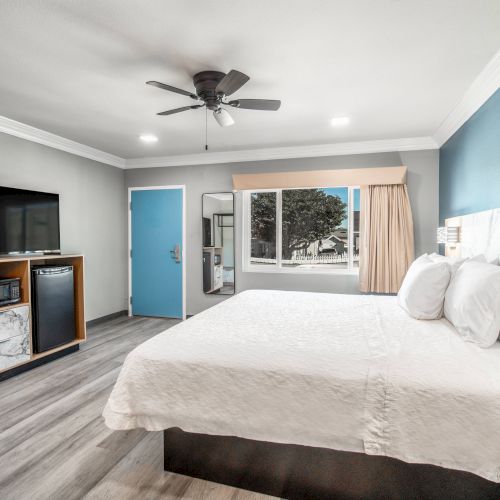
439,88 -> 500,224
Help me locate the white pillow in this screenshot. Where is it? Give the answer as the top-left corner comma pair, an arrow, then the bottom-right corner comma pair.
428,253 -> 467,274
444,261 -> 500,348
485,255 -> 499,266
469,254 -> 487,263
429,253 -> 491,273
398,254 -> 452,320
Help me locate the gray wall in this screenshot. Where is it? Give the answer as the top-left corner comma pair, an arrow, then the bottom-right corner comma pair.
126,149 -> 439,315
0,132 -> 127,321
0,132 -> 438,320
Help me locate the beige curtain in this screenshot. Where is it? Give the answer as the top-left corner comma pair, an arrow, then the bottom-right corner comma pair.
359,184 -> 414,293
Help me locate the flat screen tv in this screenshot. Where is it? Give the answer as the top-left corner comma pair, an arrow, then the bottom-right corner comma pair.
0,186 -> 60,255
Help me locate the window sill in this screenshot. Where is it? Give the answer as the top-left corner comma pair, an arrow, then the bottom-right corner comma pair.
242,266 -> 360,276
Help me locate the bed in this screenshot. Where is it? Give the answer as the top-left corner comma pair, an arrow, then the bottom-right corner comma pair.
104,289 -> 500,497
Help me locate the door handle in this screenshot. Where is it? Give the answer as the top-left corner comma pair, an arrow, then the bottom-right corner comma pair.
170,244 -> 181,263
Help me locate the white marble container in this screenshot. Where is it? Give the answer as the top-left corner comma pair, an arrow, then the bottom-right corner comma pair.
0,305 -> 30,370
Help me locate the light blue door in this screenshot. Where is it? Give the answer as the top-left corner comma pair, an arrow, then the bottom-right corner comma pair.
131,188 -> 183,318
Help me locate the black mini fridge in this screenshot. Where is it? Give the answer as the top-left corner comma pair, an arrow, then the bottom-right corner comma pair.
31,265 -> 76,353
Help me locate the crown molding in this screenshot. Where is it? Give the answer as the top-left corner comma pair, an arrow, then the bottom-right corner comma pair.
0,113 -> 437,170
124,136 -> 438,169
0,115 -> 125,168
433,49 -> 500,147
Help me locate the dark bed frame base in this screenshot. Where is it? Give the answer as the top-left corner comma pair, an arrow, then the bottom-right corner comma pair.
163,429 -> 500,499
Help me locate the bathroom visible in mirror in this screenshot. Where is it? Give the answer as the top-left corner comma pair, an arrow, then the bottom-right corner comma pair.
202,193 -> 235,295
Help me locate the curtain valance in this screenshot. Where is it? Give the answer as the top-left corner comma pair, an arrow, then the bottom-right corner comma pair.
232,166 -> 407,190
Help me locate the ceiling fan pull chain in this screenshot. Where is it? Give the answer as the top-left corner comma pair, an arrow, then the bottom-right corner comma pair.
205,106 -> 208,151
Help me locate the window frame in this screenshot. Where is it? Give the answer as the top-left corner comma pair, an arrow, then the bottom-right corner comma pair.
242,186 -> 360,275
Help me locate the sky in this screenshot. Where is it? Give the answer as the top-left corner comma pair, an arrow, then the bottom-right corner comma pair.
322,187 -> 360,210
322,187 -> 360,228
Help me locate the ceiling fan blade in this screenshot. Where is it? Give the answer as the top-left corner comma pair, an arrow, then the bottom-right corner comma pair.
147,81 -> 198,100
215,70 -> 249,96
157,104 -> 203,116
228,99 -> 281,111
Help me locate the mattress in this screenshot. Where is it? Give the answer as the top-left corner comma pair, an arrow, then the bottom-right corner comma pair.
103,290 -> 500,482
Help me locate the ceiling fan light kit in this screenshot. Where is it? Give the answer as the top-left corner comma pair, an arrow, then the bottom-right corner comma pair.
146,69 -> 281,129
213,108 -> 235,127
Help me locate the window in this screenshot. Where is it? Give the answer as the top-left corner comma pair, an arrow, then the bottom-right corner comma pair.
250,192 -> 277,264
243,187 -> 360,273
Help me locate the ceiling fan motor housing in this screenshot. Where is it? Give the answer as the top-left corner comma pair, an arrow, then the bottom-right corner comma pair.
193,71 -> 226,110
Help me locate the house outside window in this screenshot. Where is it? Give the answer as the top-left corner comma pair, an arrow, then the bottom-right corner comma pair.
243,187 -> 360,274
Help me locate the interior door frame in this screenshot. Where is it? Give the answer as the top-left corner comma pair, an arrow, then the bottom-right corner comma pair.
128,185 -> 186,320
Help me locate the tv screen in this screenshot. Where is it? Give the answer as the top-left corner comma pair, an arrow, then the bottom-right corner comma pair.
0,186 -> 60,254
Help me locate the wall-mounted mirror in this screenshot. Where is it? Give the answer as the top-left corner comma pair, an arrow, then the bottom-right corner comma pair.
202,193 -> 235,295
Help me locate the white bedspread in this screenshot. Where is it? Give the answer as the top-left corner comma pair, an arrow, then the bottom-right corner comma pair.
103,290 -> 500,482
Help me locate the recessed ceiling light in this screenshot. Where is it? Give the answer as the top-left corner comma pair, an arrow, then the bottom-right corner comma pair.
139,134 -> 158,143
330,116 -> 350,127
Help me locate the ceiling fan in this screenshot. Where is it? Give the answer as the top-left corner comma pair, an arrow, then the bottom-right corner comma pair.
146,70 -> 281,127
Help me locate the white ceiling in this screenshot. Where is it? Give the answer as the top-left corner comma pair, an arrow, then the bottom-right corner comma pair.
0,0 -> 499,160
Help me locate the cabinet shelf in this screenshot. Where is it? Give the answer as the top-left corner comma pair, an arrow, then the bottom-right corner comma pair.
0,254 -> 85,376
0,301 -> 29,313
31,339 -> 84,360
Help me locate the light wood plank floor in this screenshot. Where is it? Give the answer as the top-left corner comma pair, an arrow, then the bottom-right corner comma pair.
0,315 -> 276,500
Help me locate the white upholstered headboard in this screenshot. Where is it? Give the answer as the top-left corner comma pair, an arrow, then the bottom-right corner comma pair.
445,208 -> 500,262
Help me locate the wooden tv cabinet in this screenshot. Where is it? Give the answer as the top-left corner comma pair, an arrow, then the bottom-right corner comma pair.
0,254 -> 85,378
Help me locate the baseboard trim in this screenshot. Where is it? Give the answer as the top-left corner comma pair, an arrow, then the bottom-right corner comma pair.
0,344 -> 80,382
86,310 -> 128,328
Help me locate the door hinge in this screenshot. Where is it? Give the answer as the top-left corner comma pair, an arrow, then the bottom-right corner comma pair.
130,249 -> 132,258
129,201 -> 132,210
129,296 -> 132,305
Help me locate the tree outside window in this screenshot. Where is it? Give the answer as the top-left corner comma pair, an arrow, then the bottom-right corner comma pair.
250,192 -> 276,264
248,187 -> 360,271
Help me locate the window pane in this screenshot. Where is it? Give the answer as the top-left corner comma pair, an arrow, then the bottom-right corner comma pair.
250,192 -> 276,265
353,188 -> 360,268
281,188 -> 348,269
